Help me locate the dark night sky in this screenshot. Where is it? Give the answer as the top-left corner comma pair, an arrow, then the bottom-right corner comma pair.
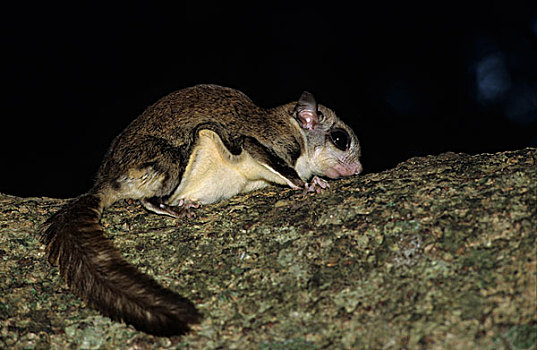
2,1 -> 537,198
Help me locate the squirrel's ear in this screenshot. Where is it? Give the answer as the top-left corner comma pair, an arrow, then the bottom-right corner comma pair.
294,91 -> 319,130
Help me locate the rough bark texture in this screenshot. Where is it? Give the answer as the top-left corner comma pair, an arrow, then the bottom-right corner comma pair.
1,148 -> 536,349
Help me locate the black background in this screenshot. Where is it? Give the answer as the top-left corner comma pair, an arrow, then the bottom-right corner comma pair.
2,1 -> 536,198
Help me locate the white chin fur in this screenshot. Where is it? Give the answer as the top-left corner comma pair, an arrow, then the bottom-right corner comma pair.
326,162 -> 362,178
324,168 -> 342,179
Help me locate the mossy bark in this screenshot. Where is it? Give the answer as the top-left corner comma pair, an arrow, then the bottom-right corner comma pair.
1,148 -> 536,349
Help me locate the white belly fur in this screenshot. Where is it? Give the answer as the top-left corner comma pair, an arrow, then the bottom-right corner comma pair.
167,129 -> 294,205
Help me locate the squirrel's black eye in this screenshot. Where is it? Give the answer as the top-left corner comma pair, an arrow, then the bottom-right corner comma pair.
330,129 -> 350,151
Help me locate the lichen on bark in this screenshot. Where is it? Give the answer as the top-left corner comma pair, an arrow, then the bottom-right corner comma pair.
1,148 -> 536,349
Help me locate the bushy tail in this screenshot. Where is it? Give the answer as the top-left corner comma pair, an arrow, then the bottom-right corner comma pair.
40,193 -> 201,336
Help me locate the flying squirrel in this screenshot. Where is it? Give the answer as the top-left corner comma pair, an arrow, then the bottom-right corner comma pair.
40,84 -> 363,336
